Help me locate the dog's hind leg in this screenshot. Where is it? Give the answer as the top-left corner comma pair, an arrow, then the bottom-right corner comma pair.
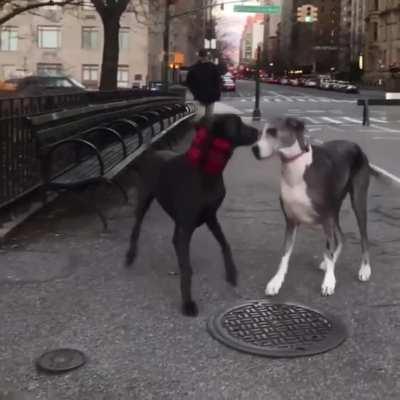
350,165 -> 372,282
173,224 -> 198,317
206,214 -> 237,286
125,191 -> 154,266
319,213 -> 345,271
265,220 -> 297,296
321,218 -> 339,296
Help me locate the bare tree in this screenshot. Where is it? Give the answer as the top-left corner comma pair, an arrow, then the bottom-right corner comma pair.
0,0 -> 80,25
91,0 -> 157,90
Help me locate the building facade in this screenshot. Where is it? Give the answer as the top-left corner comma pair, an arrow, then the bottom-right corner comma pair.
263,0 -> 281,73
339,0 -> 367,77
364,0 -> 400,90
239,15 -> 264,65
279,0 -> 341,74
0,3 -> 149,88
147,0 -> 206,82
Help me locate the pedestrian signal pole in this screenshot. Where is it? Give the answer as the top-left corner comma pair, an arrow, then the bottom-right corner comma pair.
253,45 -> 262,122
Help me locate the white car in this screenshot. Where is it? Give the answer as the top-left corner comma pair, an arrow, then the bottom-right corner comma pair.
304,79 -> 318,88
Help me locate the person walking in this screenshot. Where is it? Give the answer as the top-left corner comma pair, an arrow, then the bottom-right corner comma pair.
186,49 -> 222,117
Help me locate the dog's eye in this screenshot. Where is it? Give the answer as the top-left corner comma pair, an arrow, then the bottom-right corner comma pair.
267,128 -> 277,137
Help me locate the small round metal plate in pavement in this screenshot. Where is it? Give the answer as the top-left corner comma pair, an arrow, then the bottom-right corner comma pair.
36,349 -> 86,373
208,301 -> 347,358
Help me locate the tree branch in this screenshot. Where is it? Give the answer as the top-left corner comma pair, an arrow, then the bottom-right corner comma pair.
0,0 -> 80,25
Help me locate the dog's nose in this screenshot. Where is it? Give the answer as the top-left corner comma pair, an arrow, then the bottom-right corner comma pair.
252,145 -> 261,160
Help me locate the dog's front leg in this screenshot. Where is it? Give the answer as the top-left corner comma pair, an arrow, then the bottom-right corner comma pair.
265,220 -> 297,296
206,215 -> 237,286
173,225 -> 198,317
126,192 -> 154,266
321,219 -> 338,296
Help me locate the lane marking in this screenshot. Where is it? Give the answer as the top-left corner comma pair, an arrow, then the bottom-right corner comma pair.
370,164 -> 400,185
370,124 -> 400,133
372,136 -> 400,140
369,117 -> 387,123
321,117 -> 342,124
304,116 -> 320,124
342,117 -> 362,124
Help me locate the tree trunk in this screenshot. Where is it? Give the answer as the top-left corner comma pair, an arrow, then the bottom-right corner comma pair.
99,14 -> 120,90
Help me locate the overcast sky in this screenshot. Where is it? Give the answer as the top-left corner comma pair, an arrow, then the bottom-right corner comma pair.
215,1 -> 282,63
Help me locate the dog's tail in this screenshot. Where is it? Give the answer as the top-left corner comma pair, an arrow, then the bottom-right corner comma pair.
369,164 -> 398,186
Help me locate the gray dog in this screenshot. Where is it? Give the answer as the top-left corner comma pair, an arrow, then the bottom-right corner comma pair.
252,117 -> 378,297
126,114 -> 259,316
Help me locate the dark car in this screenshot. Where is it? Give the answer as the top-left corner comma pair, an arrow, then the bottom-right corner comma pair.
148,80 -> 164,92
5,75 -> 86,96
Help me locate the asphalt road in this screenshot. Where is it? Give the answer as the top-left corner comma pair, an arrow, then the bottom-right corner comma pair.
222,80 -> 400,179
0,90 -> 399,400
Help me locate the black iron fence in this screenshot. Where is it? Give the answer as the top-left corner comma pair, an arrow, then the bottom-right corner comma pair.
0,90 -> 183,209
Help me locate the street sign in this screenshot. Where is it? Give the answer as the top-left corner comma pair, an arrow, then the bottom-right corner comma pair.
233,5 -> 281,14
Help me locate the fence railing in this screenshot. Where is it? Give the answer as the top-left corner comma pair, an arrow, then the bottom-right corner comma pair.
0,90 -> 184,209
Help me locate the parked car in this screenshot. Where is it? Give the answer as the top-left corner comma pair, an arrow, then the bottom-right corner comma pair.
303,78 -> 318,88
289,78 -> 299,86
337,81 -> 359,94
279,77 -> 289,85
4,75 -> 86,96
264,77 -> 279,84
222,75 -> 236,92
319,79 -> 332,90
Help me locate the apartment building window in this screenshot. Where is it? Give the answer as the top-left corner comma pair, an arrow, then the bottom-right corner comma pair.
0,27 -> 18,51
117,66 -> 129,88
82,64 -> 99,88
37,63 -> 63,76
374,0 -> 379,11
82,27 -> 98,49
38,26 -> 61,49
119,28 -> 129,51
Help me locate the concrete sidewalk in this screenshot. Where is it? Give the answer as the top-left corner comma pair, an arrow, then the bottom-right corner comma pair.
0,114 -> 399,400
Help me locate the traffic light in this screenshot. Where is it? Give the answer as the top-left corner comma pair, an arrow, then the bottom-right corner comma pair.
311,6 -> 318,22
297,4 -> 318,23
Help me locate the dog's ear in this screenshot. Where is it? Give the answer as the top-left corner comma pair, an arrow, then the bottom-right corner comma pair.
285,118 -> 309,152
285,117 -> 305,133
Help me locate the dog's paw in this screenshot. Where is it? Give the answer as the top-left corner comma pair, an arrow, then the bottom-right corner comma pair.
321,274 -> 336,296
226,269 -> 238,287
358,263 -> 371,282
319,260 -> 327,271
125,249 -> 136,267
265,277 -> 282,296
182,301 -> 199,317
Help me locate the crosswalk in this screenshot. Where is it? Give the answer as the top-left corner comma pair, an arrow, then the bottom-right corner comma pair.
224,95 -> 356,104
231,96 -> 355,104
240,114 -> 389,126
288,115 -> 388,125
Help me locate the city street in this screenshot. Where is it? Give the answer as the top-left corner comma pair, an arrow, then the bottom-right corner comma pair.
222,80 -> 400,178
0,92 -> 399,399
1,0 -> 400,399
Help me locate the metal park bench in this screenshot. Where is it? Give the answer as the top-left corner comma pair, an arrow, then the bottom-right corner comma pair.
25,97 -> 197,229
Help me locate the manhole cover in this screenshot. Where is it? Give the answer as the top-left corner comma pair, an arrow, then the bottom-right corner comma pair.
36,349 -> 86,373
208,301 -> 347,358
